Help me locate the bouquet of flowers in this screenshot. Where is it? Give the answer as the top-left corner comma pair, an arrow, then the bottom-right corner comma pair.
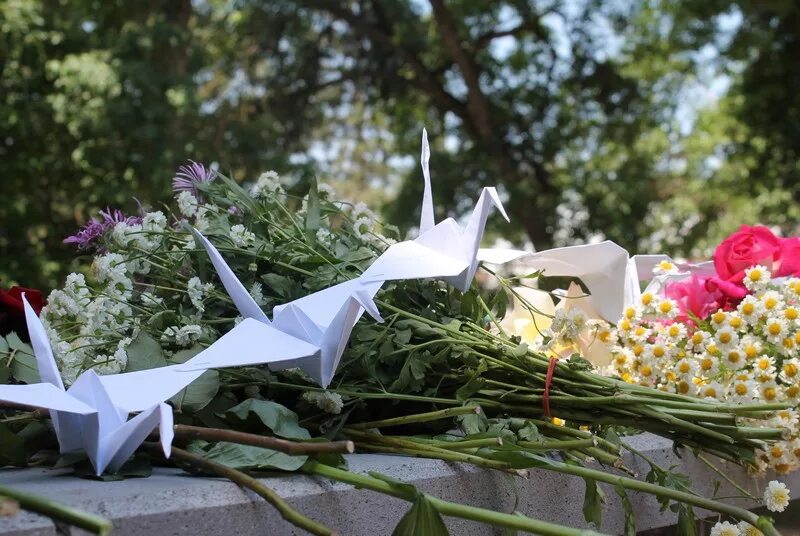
0,161 -> 793,536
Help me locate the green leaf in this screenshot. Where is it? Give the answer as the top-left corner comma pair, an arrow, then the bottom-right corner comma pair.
189,441 -> 307,471
0,424 -> 26,465
125,331 -> 167,372
613,484 -> 636,536
169,345 -> 205,364
305,178 -> 321,242
517,422 -> 541,442
169,370 -> 219,412
0,336 -> 9,355
74,454 -> 152,480
458,402 -> 488,435
225,399 -> 311,440
148,310 -> 179,332
582,477 -> 604,528
392,494 -> 450,536
262,273 -> 297,299
8,335 -> 39,384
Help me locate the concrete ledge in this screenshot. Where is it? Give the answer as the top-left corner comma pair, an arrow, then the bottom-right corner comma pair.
1,433 -> 797,535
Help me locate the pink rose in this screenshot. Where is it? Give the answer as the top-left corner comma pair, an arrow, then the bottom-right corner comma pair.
665,275 -> 727,323
713,225 -> 783,283
779,237 -> 800,276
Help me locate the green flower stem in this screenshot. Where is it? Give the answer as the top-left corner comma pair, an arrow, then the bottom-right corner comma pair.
348,406 -> 480,430
171,424 -> 355,455
429,437 -> 505,450
540,459 -> 779,536
269,381 -> 462,405
0,484 -> 112,535
346,430 -> 527,476
518,439 -> 595,450
301,461 -> 608,536
696,453 -> 758,501
143,443 -> 335,536
703,424 -> 785,441
476,294 -> 508,337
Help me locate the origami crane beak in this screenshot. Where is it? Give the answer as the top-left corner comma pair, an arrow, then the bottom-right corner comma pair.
484,187 -> 510,223
351,288 -> 384,323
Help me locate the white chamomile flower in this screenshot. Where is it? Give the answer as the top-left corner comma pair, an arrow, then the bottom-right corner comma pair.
761,290 -> 784,314
738,295 -> 764,325
352,216 -> 374,240
229,224 -> 256,247
710,309 -> 729,329
729,376 -> 756,403
758,380 -> 782,402
710,520 -> 740,536
687,329 -> 711,353
250,170 -> 283,197
764,317 -> 789,344
662,322 -> 687,341
653,259 -> 680,276
697,353 -> 720,377
654,297 -> 679,319
740,335 -> 762,361
714,326 -> 739,351
249,282 -> 267,307
674,357 -> 697,380
622,305 -> 641,321
726,312 -> 746,332
302,390 -> 344,414
187,276 -> 213,312
763,480 -> 790,512
723,348 -> 746,370
639,292 -> 658,314
317,182 -> 336,198
780,358 -> 800,383
753,355 -> 777,376
737,521 -> 763,536
784,277 -> 800,299
743,264 -> 770,292
697,380 -> 725,401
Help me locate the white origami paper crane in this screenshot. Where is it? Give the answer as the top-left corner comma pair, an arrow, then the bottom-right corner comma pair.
185,229 -> 384,387
0,295 -> 333,475
0,296 -> 178,475
361,129 -> 511,292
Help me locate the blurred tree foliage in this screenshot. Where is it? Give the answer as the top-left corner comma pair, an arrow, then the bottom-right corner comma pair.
1,0 -> 799,290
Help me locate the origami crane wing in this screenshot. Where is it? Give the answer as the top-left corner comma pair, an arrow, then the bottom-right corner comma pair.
191,228 -> 270,325
177,317 -> 321,372
96,364 -> 206,414
362,237 -> 470,283
523,241 -> 630,322
97,402 -> 174,475
0,383 -> 95,414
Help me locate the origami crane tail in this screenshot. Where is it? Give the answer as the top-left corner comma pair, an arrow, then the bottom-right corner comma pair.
191,227 -> 271,325
419,128 -> 435,234
351,287 -> 384,323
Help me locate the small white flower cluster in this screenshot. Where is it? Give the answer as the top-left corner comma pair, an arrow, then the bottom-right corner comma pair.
229,224 -> 256,247
349,201 -> 395,247
707,480 -> 791,535
187,277 -> 215,312
161,324 -> 204,347
608,267 -> 800,473
302,390 -> 344,414
250,170 -> 284,198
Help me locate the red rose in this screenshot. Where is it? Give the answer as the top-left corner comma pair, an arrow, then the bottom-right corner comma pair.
0,286 -> 45,342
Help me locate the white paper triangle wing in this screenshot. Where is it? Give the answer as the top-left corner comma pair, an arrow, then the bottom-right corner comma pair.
192,228 -> 270,325
96,364 -> 206,414
177,318 -> 320,371
0,383 -> 95,414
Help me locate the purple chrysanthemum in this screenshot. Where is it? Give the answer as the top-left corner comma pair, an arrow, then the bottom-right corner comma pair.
172,160 -> 217,197
64,208 -> 142,250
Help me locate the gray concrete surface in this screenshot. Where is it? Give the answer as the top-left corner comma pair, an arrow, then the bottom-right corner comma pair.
0,433 -> 797,535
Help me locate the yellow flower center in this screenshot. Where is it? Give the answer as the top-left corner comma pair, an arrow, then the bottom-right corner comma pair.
641,293 -> 653,306
619,319 -> 631,331
764,387 -> 777,401
668,325 -> 681,337
659,260 -> 674,271
634,326 -> 646,337
786,307 -> 799,320
729,317 -> 743,329
691,332 -> 704,345
701,358 -> 714,371
633,344 -> 644,357
704,387 -> 717,398
659,301 -> 673,314
757,359 -> 771,370
784,364 -> 798,377
742,302 -> 755,315
748,269 -> 763,282
765,297 -> 778,310
744,345 -> 758,359
598,330 -> 611,343
771,445 -> 784,458
624,307 -> 636,319
706,344 -> 719,355
677,381 -> 690,394
718,332 -> 732,344
787,385 -> 800,398
679,362 -> 690,373
640,365 -> 653,377
727,351 -> 741,364
712,311 -> 726,324
735,383 -> 749,396
768,322 -> 782,336
653,346 -> 665,358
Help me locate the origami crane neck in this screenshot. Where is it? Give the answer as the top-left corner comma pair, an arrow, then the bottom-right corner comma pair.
420,128 -> 435,234
463,187 -> 509,261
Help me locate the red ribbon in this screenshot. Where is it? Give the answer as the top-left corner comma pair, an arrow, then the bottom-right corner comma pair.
543,357 -> 558,418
